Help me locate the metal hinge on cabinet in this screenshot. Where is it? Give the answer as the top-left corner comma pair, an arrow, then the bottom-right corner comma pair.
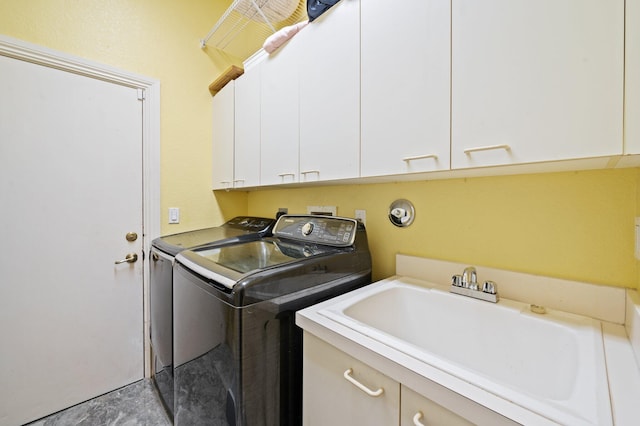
137,88 -> 145,101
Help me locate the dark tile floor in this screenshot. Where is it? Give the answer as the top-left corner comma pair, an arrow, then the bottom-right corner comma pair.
26,379 -> 171,426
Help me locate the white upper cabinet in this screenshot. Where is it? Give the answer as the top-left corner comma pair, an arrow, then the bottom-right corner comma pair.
451,0 -> 624,169
626,0 -> 640,154
212,81 -> 234,190
260,37 -> 301,186
234,65 -> 261,188
298,0 -> 360,182
361,0 -> 450,177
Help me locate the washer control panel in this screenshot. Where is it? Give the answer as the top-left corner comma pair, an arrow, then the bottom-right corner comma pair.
274,215 -> 358,247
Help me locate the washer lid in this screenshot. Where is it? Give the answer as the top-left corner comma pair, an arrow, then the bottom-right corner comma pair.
176,238 -> 343,289
151,216 -> 274,256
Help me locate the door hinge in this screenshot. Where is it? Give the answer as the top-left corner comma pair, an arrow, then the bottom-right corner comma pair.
137,88 -> 145,101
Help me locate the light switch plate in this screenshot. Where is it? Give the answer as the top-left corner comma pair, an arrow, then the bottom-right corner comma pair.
169,207 -> 180,224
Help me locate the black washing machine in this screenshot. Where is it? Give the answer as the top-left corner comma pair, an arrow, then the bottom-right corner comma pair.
150,216 -> 275,419
173,215 -> 372,425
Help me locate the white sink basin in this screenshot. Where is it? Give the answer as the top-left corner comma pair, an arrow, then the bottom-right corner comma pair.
318,278 -> 612,425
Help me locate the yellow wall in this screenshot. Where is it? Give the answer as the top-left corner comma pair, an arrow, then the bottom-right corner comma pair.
246,168 -> 640,290
2,1 -> 638,291
0,0 -> 240,234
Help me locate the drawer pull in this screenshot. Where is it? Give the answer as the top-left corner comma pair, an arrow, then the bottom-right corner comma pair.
413,412 -> 426,426
463,144 -> 511,154
277,173 -> 296,177
343,368 -> 384,397
402,154 -> 438,162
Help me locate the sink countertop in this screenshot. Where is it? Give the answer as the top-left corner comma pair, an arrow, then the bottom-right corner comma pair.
296,256 -> 640,425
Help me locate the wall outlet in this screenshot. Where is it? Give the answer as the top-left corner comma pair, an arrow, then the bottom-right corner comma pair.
355,209 -> 366,225
169,207 -> 180,224
306,205 -> 337,216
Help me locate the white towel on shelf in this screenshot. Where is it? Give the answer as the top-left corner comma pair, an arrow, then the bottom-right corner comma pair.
263,20 -> 309,53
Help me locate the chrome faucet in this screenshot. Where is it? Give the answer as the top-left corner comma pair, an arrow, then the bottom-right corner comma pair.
451,266 -> 499,303
462,266 -> 478,290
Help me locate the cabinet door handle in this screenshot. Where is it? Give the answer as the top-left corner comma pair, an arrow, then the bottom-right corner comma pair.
402,154 -> 438,162
277,172 -> 296,183
463,144 -> 511,154
343,368 -> 384,397
300,170 -> 320,181
413,412 -> 426,426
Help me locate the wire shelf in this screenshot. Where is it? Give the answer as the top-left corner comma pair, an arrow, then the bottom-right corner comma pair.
201,0 -> 307,59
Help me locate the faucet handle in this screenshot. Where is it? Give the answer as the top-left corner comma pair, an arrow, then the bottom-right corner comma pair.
451,274 -> 463,287
482,280 -> 497,295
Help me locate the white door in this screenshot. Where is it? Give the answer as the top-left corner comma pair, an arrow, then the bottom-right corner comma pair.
0,54 -> 144,426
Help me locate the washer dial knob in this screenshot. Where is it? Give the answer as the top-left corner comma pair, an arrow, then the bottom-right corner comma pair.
301,222 -> 314,236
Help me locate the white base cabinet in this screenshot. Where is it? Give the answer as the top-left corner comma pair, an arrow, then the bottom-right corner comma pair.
303,332 -> 493,426
303,332 -> 399,425
451,0 -> 624,169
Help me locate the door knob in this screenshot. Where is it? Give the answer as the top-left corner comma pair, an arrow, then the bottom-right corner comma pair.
115,253 -> 138,264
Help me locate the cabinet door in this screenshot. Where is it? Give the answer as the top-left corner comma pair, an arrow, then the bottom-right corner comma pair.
401,385 -> 474,426
212,81 -> 234,190
451,0 -> 624,169
260,38 -> 300,185
626,0 -> 640,154
298,0 -> 360,182
361,0 -> 450,177
234,66 -> 261,188
302,333 -> 399,426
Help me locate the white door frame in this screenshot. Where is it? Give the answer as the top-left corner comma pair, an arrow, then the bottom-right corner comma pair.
0,34 -> 160,377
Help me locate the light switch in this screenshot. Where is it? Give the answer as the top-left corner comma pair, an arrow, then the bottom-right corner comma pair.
169,207 -> 180,224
